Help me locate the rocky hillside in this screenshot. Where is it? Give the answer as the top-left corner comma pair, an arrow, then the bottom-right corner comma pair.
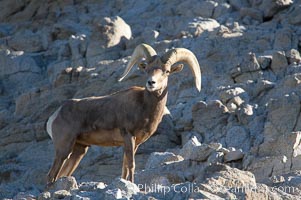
1,0 -> 301,199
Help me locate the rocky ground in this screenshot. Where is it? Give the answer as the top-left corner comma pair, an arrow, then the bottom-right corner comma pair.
1,0 -> 301,199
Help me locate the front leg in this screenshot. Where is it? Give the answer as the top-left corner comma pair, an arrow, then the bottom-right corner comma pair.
121,153 -> 129,180
122,129 -> 136,182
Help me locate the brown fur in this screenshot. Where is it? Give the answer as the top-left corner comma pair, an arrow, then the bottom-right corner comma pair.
47,86 -> 167,185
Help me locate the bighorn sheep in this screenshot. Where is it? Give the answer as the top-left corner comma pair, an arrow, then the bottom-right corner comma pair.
46,43 -> 201,186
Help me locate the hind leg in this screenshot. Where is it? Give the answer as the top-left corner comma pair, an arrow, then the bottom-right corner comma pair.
57,143 -> 89,178
47,138 -> 75,186
47,150 -> 72,186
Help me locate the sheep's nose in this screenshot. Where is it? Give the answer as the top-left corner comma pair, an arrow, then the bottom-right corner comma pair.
148,80 -> 156,86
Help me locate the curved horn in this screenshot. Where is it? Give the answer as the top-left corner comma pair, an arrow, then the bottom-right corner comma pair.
162,48 -> 201,91
119,43 -> 157,81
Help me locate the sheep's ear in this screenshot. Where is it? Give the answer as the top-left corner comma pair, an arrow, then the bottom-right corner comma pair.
138,62 -> 147,70
170,64 -> 184,74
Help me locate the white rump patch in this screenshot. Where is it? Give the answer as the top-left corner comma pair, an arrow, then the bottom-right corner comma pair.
46,106 -> 62,139
164,106 -> 171,116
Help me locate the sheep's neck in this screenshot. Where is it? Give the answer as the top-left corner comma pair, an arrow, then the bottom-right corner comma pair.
143,87 -> 168,134
148,87 -> 168,101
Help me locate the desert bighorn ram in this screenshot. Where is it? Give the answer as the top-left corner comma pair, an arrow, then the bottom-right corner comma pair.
46,43 -> 201,186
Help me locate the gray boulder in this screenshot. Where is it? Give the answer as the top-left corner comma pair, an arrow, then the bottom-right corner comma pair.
192,100 -> 229,143
7,30 -> 45,52
0,50 -> 42,94
145,152 -> 183,169
224,149 -> 244,162
254,0 -> 293,18
86,16 -> 131,63
47,176 -> 78,192
179,137 -> 221,162
107,178 -> 140,199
